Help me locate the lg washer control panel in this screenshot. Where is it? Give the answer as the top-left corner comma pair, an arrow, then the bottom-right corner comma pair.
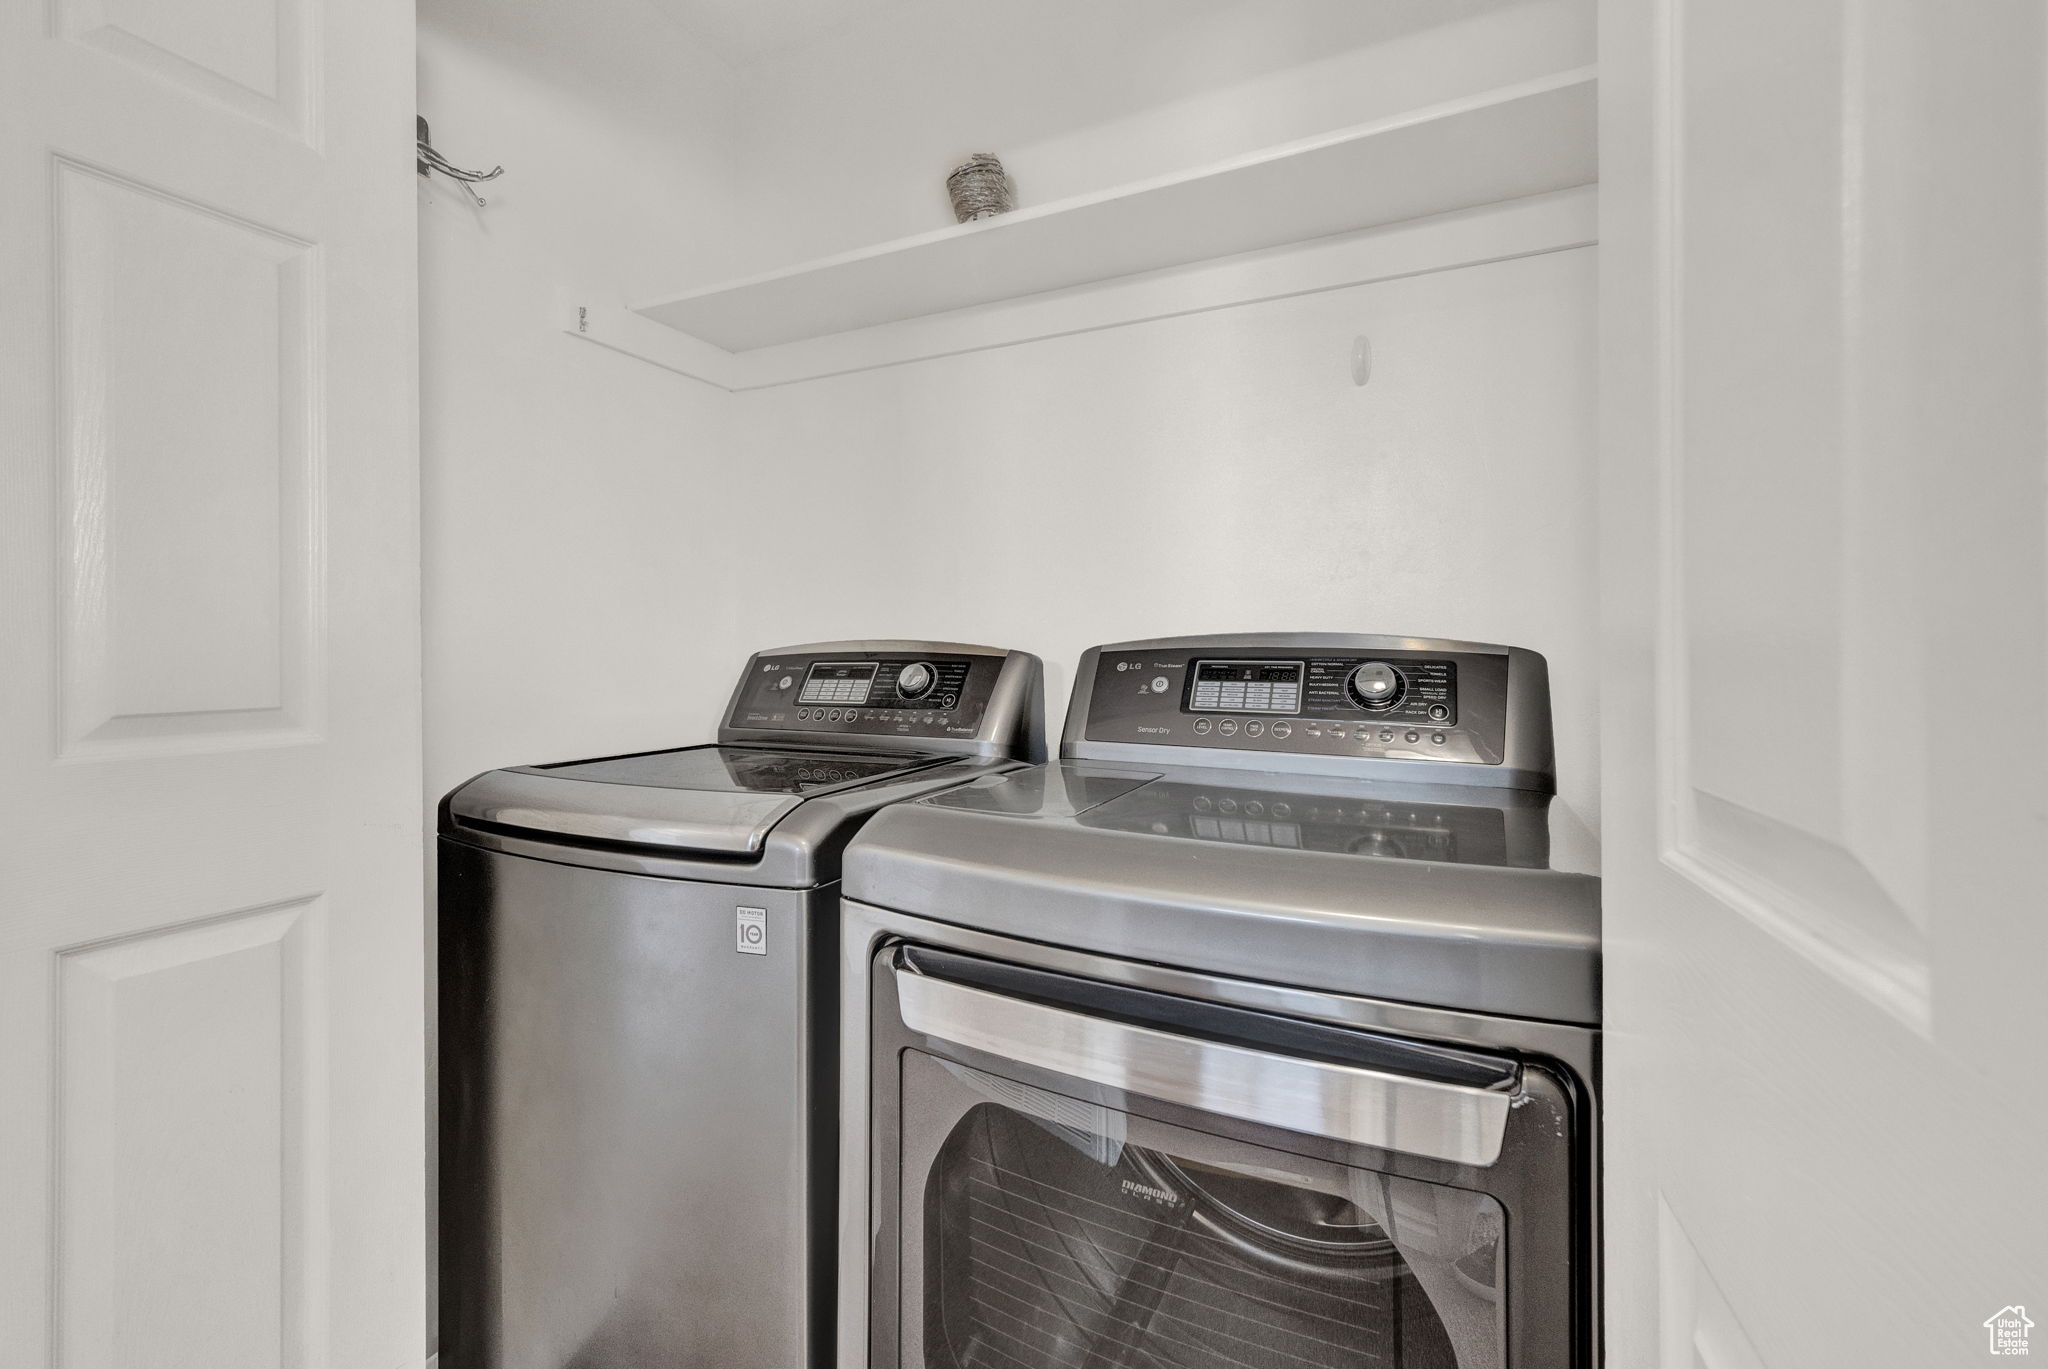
724,643 -> 1040,754
1069,635 -> 1553,789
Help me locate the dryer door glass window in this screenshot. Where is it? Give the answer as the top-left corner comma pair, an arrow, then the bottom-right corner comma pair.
902,1052 -> 1507,1369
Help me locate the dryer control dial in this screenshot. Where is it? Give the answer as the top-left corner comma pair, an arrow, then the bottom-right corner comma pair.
1347,662 -> 1406,710
896,661 -> 937,699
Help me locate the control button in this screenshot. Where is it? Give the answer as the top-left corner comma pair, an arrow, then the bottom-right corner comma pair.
1305,723 -> 1321,737
896,661 -> 936,698
1270,722 -> 1291,739
1192,718 -> 1213,736
1380,729 -> 1395,742
1216,798 -> 1238,814
1431,732 -> 1447,745
1218,719 -> 1240,737
1327,724 -> 1346,739
1357,830 -> 1399,858
1244,801 -> 1264,817
1245,720 -> 1265,738
1427,702 -> 1450,722
1405,730 -> 1421,743
1347,661 -> 1407,710
1151,675 -> 1171,694
777,674 -> 794,691
939,693 -> 957,708
1271,802 -> 1291,819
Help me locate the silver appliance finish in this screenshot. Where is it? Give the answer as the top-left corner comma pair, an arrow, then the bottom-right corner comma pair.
839,633 -> 1601,1369
438,641 -> 1043,1369
837,904 -> 1597,1369
446,638 -> 1046,888
894,966 -> 1517,1166
846,630 -> 1601,1023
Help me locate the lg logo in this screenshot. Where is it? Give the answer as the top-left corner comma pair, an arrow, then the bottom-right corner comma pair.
735,907 -> 767,955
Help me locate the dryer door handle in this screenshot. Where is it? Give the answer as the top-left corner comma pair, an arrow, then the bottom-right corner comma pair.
894,966 -> 1515,1167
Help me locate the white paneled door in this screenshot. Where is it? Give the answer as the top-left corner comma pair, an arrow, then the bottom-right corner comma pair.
1602,2 -> 2048,1366
0,0 -> 422,1366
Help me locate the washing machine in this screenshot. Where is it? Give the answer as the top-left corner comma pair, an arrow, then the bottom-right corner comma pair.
438,641 -> 1044,1369
837,633 -> 1599,1369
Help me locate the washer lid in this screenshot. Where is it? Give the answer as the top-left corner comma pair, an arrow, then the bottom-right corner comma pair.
448,744 -> 951,856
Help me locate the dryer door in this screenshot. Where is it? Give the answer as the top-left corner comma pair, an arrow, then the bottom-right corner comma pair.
869,948 -> 1586,1369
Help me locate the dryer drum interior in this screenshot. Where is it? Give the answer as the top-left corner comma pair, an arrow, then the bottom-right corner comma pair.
924,1094 -> 1500,1369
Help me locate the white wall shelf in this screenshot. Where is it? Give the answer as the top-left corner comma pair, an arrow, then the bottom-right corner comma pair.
632,68 -> 1596,352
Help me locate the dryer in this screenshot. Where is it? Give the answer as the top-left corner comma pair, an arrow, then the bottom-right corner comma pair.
838,634 -> 1599,1369
438,641 -> 1044,1369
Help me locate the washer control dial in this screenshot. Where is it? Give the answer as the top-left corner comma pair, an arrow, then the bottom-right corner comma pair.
896,661 -> 937,699
1347,661 -> 1406,710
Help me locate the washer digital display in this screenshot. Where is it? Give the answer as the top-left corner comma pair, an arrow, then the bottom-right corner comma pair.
798,662 -> 877,705
1186,659 -> 1305,714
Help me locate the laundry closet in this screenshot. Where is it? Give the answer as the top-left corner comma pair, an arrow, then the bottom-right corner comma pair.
1,0 -> 2041,1366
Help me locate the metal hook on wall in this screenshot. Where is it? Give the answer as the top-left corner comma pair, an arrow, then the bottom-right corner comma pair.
417,116 -> 504,208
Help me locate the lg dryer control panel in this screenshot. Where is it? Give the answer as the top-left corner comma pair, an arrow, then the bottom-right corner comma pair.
1067,634 -> 1555,791
722,641 -> 1045,761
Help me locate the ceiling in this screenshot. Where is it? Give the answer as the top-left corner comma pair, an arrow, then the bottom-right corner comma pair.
640,0 -> 916,66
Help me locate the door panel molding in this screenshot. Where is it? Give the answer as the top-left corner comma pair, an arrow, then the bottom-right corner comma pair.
1648,0 -> 1930,1032
1658,1198 -> 1770,1369
54,896 -> 329,1369
55,0 -> 316,141
53,154 -> 324,760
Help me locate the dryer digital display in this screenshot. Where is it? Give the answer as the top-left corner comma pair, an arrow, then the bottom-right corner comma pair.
1186,660 -> 1304,714
798,662 -> 877,705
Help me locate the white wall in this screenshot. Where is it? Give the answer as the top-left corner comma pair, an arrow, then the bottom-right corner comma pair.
419,0 -> 743,804
726,0 -> 1594,276
730,244 -> 1602,861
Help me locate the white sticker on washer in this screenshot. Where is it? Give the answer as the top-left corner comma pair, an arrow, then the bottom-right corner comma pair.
735,906 -> 767,955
